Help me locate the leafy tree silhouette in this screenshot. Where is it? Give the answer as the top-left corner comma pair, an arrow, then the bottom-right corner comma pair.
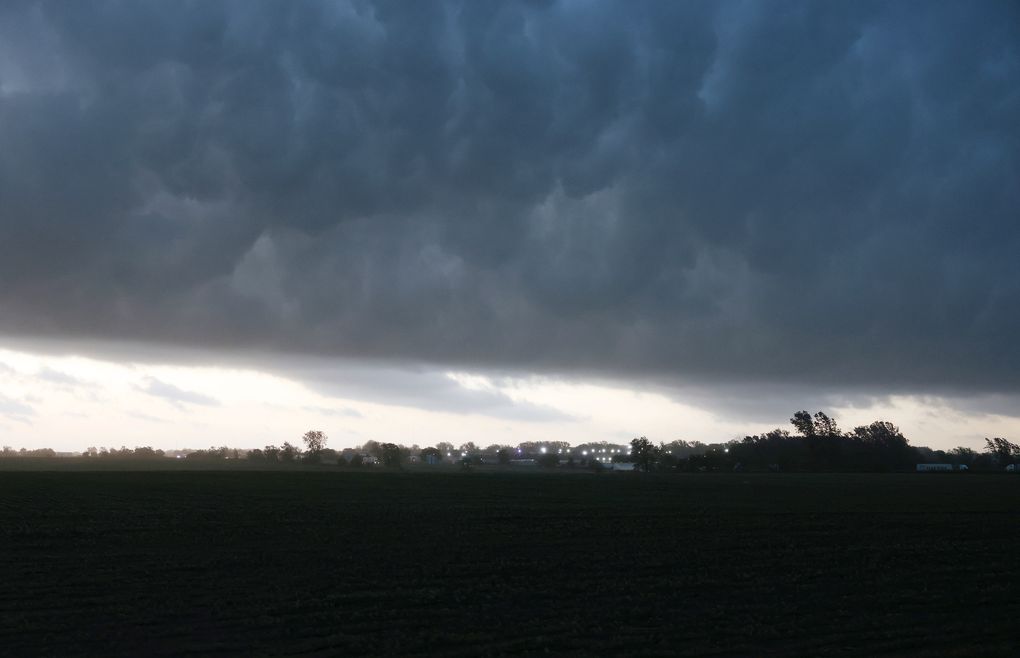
984,437 -> 1020,466
630,436 -> 658,472
302,430 -> 327,453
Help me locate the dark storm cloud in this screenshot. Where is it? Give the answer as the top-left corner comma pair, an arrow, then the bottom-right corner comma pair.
0,1 -> 1018,395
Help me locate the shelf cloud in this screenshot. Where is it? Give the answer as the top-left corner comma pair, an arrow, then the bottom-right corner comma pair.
0,1 -> 1017,398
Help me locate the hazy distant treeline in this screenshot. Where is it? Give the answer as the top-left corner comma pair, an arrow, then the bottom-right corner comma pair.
3,412 -> 1018,472
81,446 -> 170,459
696,413 -> 1018,472
1,446 -> 58,459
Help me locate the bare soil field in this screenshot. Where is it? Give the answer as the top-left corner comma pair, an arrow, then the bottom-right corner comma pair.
1,469 -> 1017,656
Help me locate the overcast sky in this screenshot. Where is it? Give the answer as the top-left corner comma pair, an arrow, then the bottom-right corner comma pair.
1,1 -> 1018,451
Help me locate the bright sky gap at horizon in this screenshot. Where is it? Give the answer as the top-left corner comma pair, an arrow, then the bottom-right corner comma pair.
0,1 -> 1017,451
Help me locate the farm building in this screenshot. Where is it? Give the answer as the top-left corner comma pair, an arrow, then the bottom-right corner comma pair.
916,463 -> 953,472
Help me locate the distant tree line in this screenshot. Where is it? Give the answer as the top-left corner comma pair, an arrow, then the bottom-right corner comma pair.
1,446 -> 58,458
0,446 -> 169,459
183,446 -> 241,460
244,435 -> 405,467
621,412 -> 1020,473
3,415 -> 1018,473
82,446 -> 168,459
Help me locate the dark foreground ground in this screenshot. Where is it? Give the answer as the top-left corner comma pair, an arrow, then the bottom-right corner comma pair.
1,469 -> 1017,656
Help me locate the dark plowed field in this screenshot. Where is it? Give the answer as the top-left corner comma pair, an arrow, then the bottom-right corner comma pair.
1,470 -> 1017,656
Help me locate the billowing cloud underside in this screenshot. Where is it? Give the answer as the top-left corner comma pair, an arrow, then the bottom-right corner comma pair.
0,0 -> 1017,393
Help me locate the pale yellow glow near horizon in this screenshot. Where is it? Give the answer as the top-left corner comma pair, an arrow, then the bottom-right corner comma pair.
0,347 -> 1015,453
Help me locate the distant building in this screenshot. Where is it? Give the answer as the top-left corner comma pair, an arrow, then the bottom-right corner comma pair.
916,463 -> 952,472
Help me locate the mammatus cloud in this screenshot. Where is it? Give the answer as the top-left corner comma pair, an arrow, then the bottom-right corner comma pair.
0,1 -> 1017,397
